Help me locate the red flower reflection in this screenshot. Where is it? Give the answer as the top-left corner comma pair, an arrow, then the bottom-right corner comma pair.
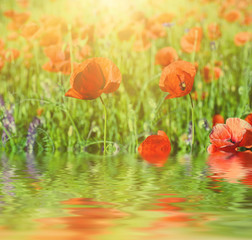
208,151 -> 252,186
208,118 -> 252,153
33,198 -> 127,240
138,130 -> 171,167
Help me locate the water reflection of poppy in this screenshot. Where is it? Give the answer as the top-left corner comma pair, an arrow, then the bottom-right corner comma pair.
138,131 -> 171,167
208,151 -> 252,186
33,198 -> 126,240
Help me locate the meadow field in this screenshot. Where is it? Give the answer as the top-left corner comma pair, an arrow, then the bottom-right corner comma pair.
0,0 -> 251,155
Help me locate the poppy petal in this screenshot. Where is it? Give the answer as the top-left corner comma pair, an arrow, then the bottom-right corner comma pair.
65,88 -> 85,99
207,144 -> 217,153
94,58 -> 121,94
65,88 -> 102,100
209,124 -> 233,147
226,118 -> 252,143
239,129 -> 252,148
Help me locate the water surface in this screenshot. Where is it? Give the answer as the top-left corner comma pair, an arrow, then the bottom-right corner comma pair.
0,152 -> 251,240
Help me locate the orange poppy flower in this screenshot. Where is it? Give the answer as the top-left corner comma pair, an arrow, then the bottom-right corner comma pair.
37,108 -> 44,117
234,32 -> 251,46
21,21 -> 40,40
245,113 -> 252,125
202,65 -> 222,83
39,28 -> 61,47
212,114 -> 225,127
146,21 -> 166,40
17,0 -> 29,8
43,45 -> 67,63
149,13 -> 175,25
224,10 -> 241,22
80,24 -> 94,43
155,47 -> 178,68
7,32 -> 19,41
0,60 -> 4,71
117,25 -> 135,41
65,58 -> 121,100
208,118 -> 252,153
3,10 -> 15,18
207,23 -> 221,40
42,61 -> 58,73
133,31 -> 151,52
190,91 -> 198,100
57,61 -> 78,75
40,15 -> 67,35
190,91 -> 208,101
79,45 -> 92,59
201,91 -> 208,100
4,49 -> 20,62
5,11 -> 30,24
0,39 -> 5,52
242,14 -> 252,26
180,27 -> 203,53
159,60 -> 196,99
138,130 -> 171,167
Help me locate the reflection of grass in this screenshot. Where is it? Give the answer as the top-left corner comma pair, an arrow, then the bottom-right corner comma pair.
0,0 -> 251,154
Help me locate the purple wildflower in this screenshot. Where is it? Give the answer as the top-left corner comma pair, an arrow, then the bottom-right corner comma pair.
1,107 -> 16,145
26,117 -> 41,152
163,22 -> 175,28
0,95 -> 4,108
185,121 -> 192,145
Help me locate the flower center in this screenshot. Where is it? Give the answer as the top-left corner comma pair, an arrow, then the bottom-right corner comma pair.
177,74 -> 186,91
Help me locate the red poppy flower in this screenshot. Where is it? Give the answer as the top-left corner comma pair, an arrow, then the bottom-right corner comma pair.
0,60 -> 4,71
7,32 -> 19,41
212,114 -> 225,127
21,21 -> 40,40
202,65 -> 222,83
180,27 -> 203,53
65,58 -> 121,100
159,60 -> 196,99
208,118 -> 252,153
245,113 -> 252,125
146,21 -> 166,40
155,47 -> 178,68
224,10 -> 241,22
149,13 -> 175,25
117,25 -> 135,41
138,130 -> 171,167
39,28 -> 61,47
133,30 -> 151,52
234,32 -> 251,46
4,49 -> 20,62
17,0 -> 29,8
207,23 -> 221,40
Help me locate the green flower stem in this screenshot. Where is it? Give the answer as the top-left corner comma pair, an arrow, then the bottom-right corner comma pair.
100,96 -> 107,154
64,107 -> 82,144
189,93 -> 194,153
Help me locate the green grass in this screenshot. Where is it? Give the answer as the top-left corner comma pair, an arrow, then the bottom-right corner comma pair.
0,0 -> 251,154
